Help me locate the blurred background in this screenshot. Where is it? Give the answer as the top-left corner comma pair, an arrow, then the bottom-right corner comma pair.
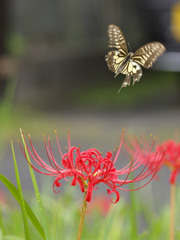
0,0 -> 180,215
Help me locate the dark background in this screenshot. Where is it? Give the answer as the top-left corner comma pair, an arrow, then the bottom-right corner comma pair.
0,0 -> 179,111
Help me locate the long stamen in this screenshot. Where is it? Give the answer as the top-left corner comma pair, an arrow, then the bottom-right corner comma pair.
118,157 -> 134,187
113,129 -> 125,164
27,134 -> 55,171
46,134 -> 64,171
118,136 -> 142,172
43,135 -> 61,173
118,153 -> 162,191
68,130 -> 71,150
55,130 -> 63,158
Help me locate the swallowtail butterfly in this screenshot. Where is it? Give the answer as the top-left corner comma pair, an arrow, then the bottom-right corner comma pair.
105,24 -> 166,92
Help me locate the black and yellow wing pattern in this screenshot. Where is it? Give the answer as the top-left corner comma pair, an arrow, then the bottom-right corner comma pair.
105,24 -> 166,92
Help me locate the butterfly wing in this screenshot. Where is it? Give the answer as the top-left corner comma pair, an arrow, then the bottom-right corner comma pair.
105,50 -> 127,75
106,24 -> 128,75
107,24 -> 128,55
132,42 -> 166,69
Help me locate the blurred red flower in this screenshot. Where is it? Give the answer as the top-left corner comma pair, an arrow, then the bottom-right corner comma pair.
156,140 -> 180,184
19,130 -> 162,203
88,195 -> 111,216
124,136 -> 164,179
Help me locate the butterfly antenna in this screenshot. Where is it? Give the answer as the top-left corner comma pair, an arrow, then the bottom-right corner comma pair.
128,42 -> 132,52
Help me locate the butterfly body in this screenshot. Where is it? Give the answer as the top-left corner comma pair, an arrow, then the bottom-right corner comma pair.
105,24 -> 166,92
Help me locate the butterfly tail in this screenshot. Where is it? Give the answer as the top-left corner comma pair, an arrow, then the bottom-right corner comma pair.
132,66 -> 142,85
118,74 -> 131,93
114,73 -> 119,78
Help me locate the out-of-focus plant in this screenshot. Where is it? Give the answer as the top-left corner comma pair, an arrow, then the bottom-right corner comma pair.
156,140 -> 180,240
127,137 -> 180,240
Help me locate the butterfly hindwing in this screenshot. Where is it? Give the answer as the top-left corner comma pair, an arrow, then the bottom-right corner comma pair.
105,50 -> 126,74
132,42 -> 166,68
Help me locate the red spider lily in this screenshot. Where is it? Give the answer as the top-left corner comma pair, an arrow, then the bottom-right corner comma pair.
19,130 -> 162,204
88,195 -> 111,216
156,140 -> 180,184
124,136 -> 164,178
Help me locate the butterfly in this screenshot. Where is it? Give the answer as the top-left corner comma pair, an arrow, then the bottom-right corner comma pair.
105,24 -> 166,92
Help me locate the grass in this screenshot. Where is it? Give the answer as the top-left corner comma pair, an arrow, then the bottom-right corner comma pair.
1,174 -> 180,239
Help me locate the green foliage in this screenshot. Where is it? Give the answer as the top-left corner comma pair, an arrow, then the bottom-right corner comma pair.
0,174 -> 45,238
20,129 -> 50,240
1,179 -> 180,239
11,141 -> 31,240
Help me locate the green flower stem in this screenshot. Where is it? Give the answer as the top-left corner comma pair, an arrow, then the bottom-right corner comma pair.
129,171 -> 137,239
170,183 -> 176,240
77,191 -> 87,240
0,203 -> 5,235
130,188 -> 137,239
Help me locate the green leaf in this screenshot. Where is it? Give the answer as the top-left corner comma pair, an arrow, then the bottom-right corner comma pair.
11,140 -> 31,240
20,129 -> 50,240
138,231 -> 149,240
97,205 -> 123,240
0,174 -> 45,239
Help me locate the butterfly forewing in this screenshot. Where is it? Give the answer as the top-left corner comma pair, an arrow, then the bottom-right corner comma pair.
107,24 -> 128,56
132,42 -> 166,69
106,25 -> 129,75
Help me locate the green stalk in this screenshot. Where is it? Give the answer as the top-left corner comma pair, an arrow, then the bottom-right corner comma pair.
129,188 -> 138,239
11,140 -> 31,240
129,171 -> 137,239
170,183 -> 176,240
20,129 -> 50,240
0,203 -> 5,235
77,191 -> 87,240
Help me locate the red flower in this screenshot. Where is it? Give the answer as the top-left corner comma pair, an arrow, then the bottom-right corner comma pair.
19,130 -> 162,203
124,136 -> 164,178
156,140 -> 180,184
88,195 -> 111,216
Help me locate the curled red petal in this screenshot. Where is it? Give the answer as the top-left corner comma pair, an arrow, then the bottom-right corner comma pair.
85,181 -> 93,202
106,151 -> 112,159
77,177 -> 85,193
62,158 -> 70,169
107,188 -> 120,204
71,175 -> 77,186
53,177 -> 62,193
